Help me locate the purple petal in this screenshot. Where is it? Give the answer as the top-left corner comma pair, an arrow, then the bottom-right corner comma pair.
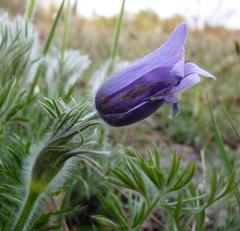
98,23 -> 188,98
170,54 -> 185,78
100,99 -> 165,127
159,22 -> 188,57
184,62 -> 215,79
164,95 -> 178,104
171,73 -> 201,94
96,67 -> 178,114
164,95 -> 179,117
171,103 -> 179,116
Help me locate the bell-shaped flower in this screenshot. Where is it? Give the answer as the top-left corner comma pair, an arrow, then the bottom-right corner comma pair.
95,23 -> 215,126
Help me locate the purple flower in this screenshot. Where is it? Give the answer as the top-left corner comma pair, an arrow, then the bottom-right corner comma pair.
95,23 -> 215,126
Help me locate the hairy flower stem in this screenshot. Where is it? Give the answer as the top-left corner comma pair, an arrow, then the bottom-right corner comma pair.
13,190 -> 40,231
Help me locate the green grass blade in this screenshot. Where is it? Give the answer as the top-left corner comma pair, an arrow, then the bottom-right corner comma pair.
224,109 -> 240,139
27,0 -> 65,101
61,0 -> 71,58
208,101 -> 232,174
43,0 -> 65,55
208,100 -> 240,206
109,0 -> 126,72
25,0 -> 37,21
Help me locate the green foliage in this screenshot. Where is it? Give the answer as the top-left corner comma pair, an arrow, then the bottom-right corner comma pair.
95,147 -> 238,230
31,98 -> 99,192
45,50 -> 91,99
209,100 -> 240,206
0,17 -> 38,82
0,17 -> 39,230
0,15 -> 103,230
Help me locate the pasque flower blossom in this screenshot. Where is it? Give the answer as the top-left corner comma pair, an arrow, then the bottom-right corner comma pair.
95,23 -> 215,126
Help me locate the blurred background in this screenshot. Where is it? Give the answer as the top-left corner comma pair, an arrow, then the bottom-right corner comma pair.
1,0 -> 240,60
1,0 -> 240,159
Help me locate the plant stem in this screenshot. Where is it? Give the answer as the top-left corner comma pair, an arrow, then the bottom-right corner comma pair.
13,190 -> 39,231
61,0 -> 71,59
109,0 -> 126,73
26,0 -> 65,102
43,0 -> 65,55
25,0 -> 37,21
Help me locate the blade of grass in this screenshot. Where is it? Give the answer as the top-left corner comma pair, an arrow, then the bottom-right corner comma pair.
109,0 -> 126,73
61,0 -> 71,58
208,100 -> 240,206
208,101 -> 231,175
43,0 -> 65,55
27,0 -> 65,101
25,0 -> 37,21
224,109 -> 240,139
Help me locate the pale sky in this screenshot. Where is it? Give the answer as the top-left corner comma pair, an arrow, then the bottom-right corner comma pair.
42,0 -> 240,29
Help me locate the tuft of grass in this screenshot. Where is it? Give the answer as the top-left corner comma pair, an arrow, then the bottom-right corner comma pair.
208,99 -> 240,207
